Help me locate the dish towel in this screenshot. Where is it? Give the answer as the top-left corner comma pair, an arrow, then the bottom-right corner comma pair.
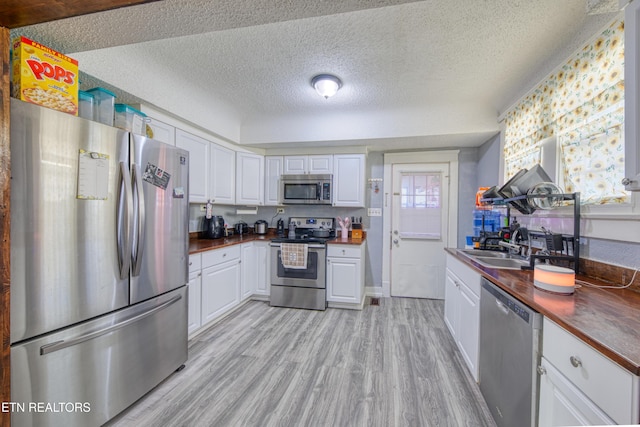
280,243 -> 308,269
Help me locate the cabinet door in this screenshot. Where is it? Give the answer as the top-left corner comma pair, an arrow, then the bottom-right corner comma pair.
283,156 -> 307,174
255,242 -> 270,295
326,257 -> 361,303
308,155 -> 333,174
146,118 -> 175,146
333,154 -> 365,207
264,156 -> 283,206
443,269 -> 459,338
236,152 -> 264,205
201,261 -> 240,325
241,243 -> 256,300
187,270 -> 202,336
210,143 -> 235,204
457,281 -> 480,381
538,357 -> 616,427
175,129 -> 209,203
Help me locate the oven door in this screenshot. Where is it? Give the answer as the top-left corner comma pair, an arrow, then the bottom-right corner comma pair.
270,244 -> 326,288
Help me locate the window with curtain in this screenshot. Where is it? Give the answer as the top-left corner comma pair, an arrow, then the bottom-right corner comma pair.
503,20 -> 628,205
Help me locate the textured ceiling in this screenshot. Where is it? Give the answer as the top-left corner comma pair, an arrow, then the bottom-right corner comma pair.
13,0 -> 619,150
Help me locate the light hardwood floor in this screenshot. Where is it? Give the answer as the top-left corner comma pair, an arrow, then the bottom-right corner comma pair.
106,298 -> 496,427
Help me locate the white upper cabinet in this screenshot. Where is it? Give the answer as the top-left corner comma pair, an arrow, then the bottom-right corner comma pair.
210,143 -> 236,205
264,156 -> 283,206
175,129 -> 209,203
333,154 -> 366,207
236,152 -> 264,205
283,155 -> 333,174
146,117 -> 175,146
308,155 -> 333,174
283,156 -> 306,174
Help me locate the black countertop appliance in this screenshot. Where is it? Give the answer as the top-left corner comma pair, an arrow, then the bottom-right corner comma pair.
276,218 -> 285,237
203,215 -> 225,239
235,221 -> 249,236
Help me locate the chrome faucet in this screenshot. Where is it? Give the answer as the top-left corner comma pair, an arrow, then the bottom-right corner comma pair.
499,226 -> 530,258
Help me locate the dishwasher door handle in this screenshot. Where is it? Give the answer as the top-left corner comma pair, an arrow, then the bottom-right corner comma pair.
495,299 -> 510,316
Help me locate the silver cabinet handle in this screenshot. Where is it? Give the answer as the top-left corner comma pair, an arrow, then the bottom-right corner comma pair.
570,356 -> 582,368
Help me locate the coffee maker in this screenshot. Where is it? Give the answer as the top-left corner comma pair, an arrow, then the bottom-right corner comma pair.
276,218 -> 285,237
203,215 -> 225,239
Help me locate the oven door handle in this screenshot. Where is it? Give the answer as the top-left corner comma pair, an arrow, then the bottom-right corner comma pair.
271,243 -> 326,249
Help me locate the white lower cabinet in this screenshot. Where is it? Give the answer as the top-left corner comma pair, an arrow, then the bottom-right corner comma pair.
200,246 -> 241,326
538,318 -> 640,426
444,253 -> 481,381
187,254 -> 202,336
538,357 -> 615,426
326,243 -> 365,309
254,241 -> 270,298
241,243 -> 256,300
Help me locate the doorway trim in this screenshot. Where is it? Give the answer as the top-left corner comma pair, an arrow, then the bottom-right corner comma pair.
381,150 -> 459,297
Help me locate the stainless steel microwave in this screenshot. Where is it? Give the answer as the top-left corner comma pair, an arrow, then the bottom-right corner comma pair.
280,174 -> 332,205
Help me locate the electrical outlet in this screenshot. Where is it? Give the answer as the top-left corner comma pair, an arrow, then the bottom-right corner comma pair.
277,208 -> 285,214
368,208 -> 382,217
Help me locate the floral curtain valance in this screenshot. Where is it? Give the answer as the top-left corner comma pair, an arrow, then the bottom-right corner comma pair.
503,20 -> 627,205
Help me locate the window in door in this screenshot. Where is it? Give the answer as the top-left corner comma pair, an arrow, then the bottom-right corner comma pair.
399,172 -> 442,239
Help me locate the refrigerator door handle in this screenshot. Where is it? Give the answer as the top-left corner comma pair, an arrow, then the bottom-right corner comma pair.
132,163 -> 146,277
117,161 -> 134,280
39,294 -> 182,356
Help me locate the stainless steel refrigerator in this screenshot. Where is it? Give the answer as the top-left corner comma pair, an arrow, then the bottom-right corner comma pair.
9,99 -> 189,426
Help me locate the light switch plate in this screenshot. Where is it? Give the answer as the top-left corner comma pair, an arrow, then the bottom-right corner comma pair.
368,208 -> 382,217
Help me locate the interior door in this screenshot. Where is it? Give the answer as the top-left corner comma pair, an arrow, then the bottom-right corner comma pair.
391,163 -> 449,298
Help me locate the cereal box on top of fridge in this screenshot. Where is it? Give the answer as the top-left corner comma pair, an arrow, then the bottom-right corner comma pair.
11,36 -> 79,115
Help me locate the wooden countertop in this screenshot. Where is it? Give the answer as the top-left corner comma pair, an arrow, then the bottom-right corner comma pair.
189,232 -> 275,254
446,248 -> 640,375
189,230 -> 366,254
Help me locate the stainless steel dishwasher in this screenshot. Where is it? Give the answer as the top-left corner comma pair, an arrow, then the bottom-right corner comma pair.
479,278 -> 542,427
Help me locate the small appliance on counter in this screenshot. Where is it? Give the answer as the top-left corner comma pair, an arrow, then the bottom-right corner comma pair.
254,220 -> 268,235
276,218 -> 285,237
203,215 -> 225,239
202,201 -> 225,239
235,221 -> 249,236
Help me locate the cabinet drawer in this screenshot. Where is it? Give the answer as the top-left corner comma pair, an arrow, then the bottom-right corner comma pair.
201,245 -> 241,268
446,253 -> 481,296
189,254 -> 202,273
543,318 -> 638,424
327,244 -> 363,258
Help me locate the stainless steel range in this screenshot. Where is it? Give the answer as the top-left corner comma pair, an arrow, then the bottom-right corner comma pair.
270,217 -> 335,310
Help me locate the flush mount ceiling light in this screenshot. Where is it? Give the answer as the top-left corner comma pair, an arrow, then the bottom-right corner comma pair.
311,74 -> 342,99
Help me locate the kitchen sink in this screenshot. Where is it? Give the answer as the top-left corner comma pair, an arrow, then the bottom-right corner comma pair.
456,249 -> 529,270
457,249 -> 512,259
